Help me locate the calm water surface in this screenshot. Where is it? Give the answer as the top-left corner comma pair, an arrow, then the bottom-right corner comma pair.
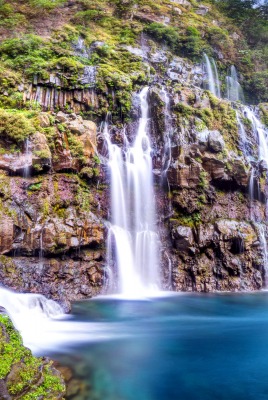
45,293 -> 268,400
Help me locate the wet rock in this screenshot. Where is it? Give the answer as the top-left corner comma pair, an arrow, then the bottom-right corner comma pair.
0,216 -> 14,254
197,224 -> 217,248
196,5 -> 210,15
208,130 -> 225,153
172,225 -> 194,251
39,113 -> 51,128
0,380 -> 11,400
0,256 -> 105,310
196,130 -> 209,150
31,132 -> 52,172
168,162 -> 201,188
216,219 -> 257,249
230,158 -> 249,187
150,51 -> 168,65
56,111 -> 69,124
0,153 -> 32,176
170,0 -> 191,9
202,155 -> 225,180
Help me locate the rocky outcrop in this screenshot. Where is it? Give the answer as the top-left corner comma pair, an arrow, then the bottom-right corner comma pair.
0,171 -> 106,310
0,7 -> 266,301
0,314 -> 65,399
170,218 -> 263,292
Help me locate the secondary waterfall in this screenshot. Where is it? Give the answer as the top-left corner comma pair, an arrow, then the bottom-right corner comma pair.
226,66 -> 244,102
244,107 -> 268,163
203,53 -> 221,98
23,138 -> 32,178
105,87 -> 160,296
238,106 -> 268,280
0,287 -> 64,350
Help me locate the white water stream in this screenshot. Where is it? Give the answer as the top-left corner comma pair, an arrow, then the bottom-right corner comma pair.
226,65 -> 244,102
237,106 -> 268,280
105,87 -> 160,297
0,287 -> 133,353
203,53 -> 221,98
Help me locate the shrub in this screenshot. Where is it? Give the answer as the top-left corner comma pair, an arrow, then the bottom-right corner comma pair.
51,57 -> 84,73
29,0 -> 65,10
144,23 -> 180,52
72,9 -> 105,25
0,109 -> 35,144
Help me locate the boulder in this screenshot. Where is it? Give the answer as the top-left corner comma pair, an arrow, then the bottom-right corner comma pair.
172,225 -> 194,251
196,5 -> 210,15
170,0 -> 191,9
197,130 -> 209,150
197,224 -> 217,248
202,155 -> 225,180
208,130 -> 225,153
216,219 -> 257,249
168,162 -> 201,188
31,132 -> 52,172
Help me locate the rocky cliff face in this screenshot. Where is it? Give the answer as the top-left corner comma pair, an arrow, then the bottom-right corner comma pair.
0,0 -> 267,302
0,111 -> 106,310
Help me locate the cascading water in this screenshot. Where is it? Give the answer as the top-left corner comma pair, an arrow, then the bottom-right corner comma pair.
0,287 -> 64,350
236,111 -> 249,157
104,87 -> 160,296
244,107 -> 268,163
226,65 -> 245,102
23,138 -> 32,178
203,53 -> 221,98
238,106 -> 268,281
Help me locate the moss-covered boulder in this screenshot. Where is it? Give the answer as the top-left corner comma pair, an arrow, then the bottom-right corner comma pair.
0,314 -> 65,399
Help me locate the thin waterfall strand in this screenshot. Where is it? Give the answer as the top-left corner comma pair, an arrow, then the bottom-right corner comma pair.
226,66 -> 244,102
203,53 -> 221,98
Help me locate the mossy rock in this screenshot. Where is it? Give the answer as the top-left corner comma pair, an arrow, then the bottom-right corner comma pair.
0,314 -> 66,399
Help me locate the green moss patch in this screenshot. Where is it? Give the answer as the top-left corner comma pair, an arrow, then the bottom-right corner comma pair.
0,314 -> 65,398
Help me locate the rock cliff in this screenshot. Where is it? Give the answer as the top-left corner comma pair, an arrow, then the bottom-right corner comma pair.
0,0 -> 267,305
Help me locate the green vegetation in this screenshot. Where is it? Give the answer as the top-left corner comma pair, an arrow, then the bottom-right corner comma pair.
27,182 -> 42,191
173,93 -> 238,152
0,314 -> 65,398
144,23 -> 207,60
172,212 -> 202,228
208,0 -> 268,102
0,109 -> 35,144
29,0 -> 66,9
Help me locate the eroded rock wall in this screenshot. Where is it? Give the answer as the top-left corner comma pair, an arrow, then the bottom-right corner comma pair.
0,24 -> 267,299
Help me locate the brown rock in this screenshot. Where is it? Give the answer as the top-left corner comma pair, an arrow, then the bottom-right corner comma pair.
168,162 -> 201,188
202,155 -> 225,180
0,216 -> 13,254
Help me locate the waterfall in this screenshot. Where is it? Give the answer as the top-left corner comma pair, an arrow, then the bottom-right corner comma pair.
203,53 -> 221,98
0,288 -> 115,353
241,106 -> 268,281
226,66 -> 245,102
0,287 -> 64,350
104,87 -> 160,296
255,224 -> 268,286
23,138 -> 32,178
236,111 -> 249,156
244,107 -> 268,163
